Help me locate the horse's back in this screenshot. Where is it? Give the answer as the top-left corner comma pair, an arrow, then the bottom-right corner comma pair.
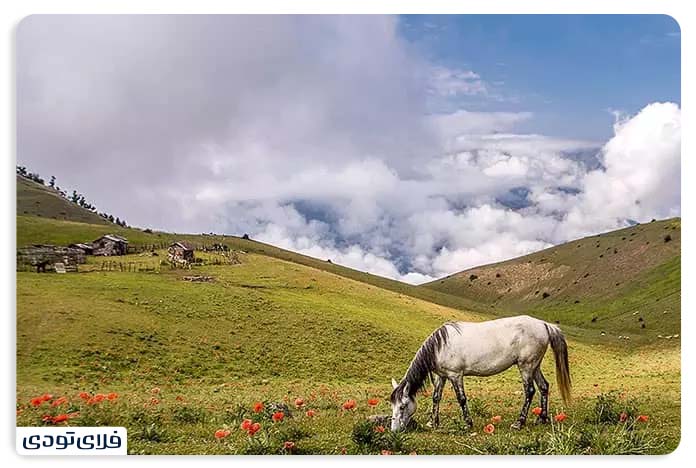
439,315 -> 550,376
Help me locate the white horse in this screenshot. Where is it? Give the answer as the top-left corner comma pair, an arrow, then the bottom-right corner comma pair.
389,315 -> 571,431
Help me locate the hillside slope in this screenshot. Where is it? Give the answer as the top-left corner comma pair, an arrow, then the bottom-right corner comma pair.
424,219 -> 681,341
16,175 -> 111,225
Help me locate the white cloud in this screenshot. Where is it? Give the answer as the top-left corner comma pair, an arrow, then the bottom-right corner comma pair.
17,16 -> 680,285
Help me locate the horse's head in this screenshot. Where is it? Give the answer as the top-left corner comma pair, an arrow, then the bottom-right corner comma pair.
389,378 -> 417,432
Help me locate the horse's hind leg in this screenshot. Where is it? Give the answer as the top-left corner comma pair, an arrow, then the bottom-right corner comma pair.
511,365 -> 536,430
449,375 -> 474,430
533,367 -> 550,424
428,374 -> 445,429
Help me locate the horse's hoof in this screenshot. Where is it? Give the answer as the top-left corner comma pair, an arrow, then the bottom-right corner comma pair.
465,419 -> 474,430
510,421 -> 524,430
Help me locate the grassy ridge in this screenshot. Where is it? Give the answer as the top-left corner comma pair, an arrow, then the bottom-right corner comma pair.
16,176 -> 111,225
424,219 -> 681,344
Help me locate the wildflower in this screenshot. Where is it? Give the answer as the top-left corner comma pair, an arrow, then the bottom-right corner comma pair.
294,398 -> 305,408
175,395 -> 185,402
619,412 -> 629,422
107,392 -> 119,401
305,409 -> 316,417
367,398 -> 380,407
150,397 -> 160,405
240,419 -> 252,431
67,412 -> 80,419
340,447 -> 347,455
554,412 -> 568,422
532,407 -> 542,416
30,397 -> 44,407
41,414 -> 52,423
272,411 -> 285,422
247,422 -> 261,436
283,441 -> 295,451
483,423 -> 495,434
41,394 -> 53,402
342,399 -> 356,411
252,401 -> 264,413
151,387 -> 161,394
491,415 -> 502,423
52,414 -> 69,424
51,397 -> 68,407
637,415 -> 649,423
214,429 -> 231,439
381,450 -> 393,455
93,394 -> 106,403
78,392 -> 90,400
374,425 -> 386,433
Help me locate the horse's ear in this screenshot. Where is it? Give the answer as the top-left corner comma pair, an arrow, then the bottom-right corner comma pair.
391,378 -> 399,389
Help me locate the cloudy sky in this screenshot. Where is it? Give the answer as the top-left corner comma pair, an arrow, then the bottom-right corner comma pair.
17,15 -> 681,284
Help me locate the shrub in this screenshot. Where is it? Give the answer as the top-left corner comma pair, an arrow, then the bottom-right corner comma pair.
350,420 -> 412,454
587,391 -> 639,425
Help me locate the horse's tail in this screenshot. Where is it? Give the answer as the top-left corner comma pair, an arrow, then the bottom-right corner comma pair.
546,323 -> 572,405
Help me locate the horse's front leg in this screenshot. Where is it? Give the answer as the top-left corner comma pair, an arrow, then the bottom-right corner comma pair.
511,366 -> 536,430
428,374 -> 445,429
449,375 -> 473,430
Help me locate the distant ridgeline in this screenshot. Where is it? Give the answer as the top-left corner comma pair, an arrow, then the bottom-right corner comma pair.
16,165 -> 127,227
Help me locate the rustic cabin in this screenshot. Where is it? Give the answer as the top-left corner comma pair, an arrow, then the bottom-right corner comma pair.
17,245 -> 86,272
168,241 -> 195,263
69,243 -> 94,255
92,234 -> 129,256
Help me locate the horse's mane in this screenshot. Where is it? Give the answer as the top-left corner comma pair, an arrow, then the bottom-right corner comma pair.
390,322 -> 460,402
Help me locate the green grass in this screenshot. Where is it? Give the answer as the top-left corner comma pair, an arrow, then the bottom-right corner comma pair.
16,251 -> 680,454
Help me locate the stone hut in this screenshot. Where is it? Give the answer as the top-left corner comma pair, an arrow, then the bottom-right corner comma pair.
92,234 -> 128,256
17,245 -> 85,272
168,241 -> 195,263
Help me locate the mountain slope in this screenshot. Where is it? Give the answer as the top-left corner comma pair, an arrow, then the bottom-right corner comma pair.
16,175 -> 111,225
423,219 -> 681,341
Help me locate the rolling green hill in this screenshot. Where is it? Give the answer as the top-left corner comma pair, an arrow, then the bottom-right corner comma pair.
424,219 -> 681,343
16,175 -> 111,225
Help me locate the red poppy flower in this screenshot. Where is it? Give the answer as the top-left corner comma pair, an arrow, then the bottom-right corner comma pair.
52,414 -> 69,424
367,398 -> 380,407
78,392 -> 90,400
30,397 -> 44,407
283,441 -> 295,451
240,419 -> 252,431
554,412 -> 568,422
381,450 -> 393,455
247,422 -> 261,436
41,414 -> 52,423
491,415 -> 502,423
175,395 -> 185,402
107,392 -> 118,401
252,401 -> 264,413
483,423 -> 495,434
151,387 -> 161,394
637,415 -> 649,423
41,394 -> 53,402
294,398 -> 305,408
532,407 -> 542,416
51,396 -> 68,407
305,409 -> 316,417
150,397 -> 160,405
342,399 -> 356,410
340,447 -> 347,455
93,394 -> 106,403
67,412 -> 80,419
214,429 -> 231,439
272,411 -> 285,422
619,412 -> 629,422
374,425 -> 386,433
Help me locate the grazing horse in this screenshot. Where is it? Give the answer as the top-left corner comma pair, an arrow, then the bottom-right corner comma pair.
389,315 -> 571,431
